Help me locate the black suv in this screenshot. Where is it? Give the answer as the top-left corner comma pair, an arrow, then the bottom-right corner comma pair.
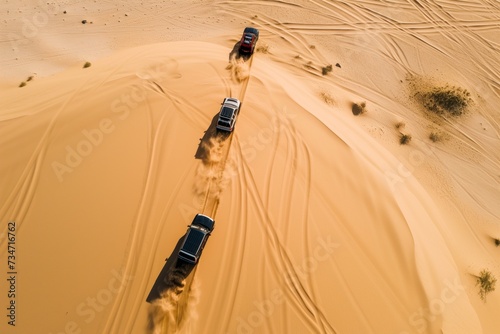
178,214 -> 215,264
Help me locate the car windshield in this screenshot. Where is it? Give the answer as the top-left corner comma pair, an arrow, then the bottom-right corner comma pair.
220,107 -> 234,118
191,224 -> 210,233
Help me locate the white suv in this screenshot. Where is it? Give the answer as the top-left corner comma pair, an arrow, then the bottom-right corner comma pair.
216,97 -> 241,132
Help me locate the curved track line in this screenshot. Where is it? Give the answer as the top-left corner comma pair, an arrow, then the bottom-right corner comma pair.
237,151 -> 337,334
102,106 -> 171,333
0,50 -> 149,249
155,50 -> 256,334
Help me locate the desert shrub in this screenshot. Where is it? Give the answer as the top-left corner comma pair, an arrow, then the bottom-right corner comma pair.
352,102 -> 366,116
395,121 -> 405,129
495,238 -> 500,247
83,61 -> 92,68
320,92 -> 335,105
476,269 -> 497,301
309,45 -> 316,49
399,133 -> 412,145
27,75 -> 34,82
304,61 -> 315,70
421,85 -> 471,116
429,132 -> 441,142
19,81 -> 26,88
322,64 -> 333,75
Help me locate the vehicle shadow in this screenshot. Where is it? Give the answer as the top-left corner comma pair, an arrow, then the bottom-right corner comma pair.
194,113 -> 230,162
229,41 -> 251,62
229,41 -> 240,61
145,234 -> 195,303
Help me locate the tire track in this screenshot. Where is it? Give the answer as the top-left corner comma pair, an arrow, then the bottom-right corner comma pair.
235,142 -> 337,334
0,53 -> 141,253
131,57 -> 240,332
104,54 -> 225,332
223,93 -> 334,332
205,137 -> 251,332
284,119 -> 326,333
197,54 -> 253,219
103,104 -> 173,333
107,53 -> 232,331
216,3 -> 325,62
268,115 -> 320,332
154,48 -> 256,334
126,162 -> 199,332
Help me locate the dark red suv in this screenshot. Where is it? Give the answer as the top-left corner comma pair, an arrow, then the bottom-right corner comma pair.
239,27 -> 259,55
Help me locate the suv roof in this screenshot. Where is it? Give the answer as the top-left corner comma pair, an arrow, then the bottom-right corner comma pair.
177,214 -> 215,264
216,97 -> 241,132
180,228 -> 205,255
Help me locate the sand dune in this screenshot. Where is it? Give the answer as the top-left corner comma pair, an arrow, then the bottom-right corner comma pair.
1,1 -> 499,334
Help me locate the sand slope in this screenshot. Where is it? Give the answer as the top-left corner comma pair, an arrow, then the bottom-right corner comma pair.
1,1 -> 499,334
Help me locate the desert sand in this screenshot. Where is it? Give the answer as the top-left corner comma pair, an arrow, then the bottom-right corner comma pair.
1,1 -> 499,333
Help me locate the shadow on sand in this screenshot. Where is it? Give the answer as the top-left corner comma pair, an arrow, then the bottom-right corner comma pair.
146,234 -> 195,304
229,41 -> 251,62
194,113 -> 230,162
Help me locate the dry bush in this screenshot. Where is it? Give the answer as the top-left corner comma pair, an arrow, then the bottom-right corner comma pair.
495,238 -> 500,247
320,92 -> 335,105
83,61 -> 92,68
352,102 -> 366,116
395,121 -> 405,129
322,64 -> 333,75
429,132 -> 441,142
19,81 -> 26,88
304,61 -> 315,71
476,269 -> 497,302
399,133 -> 412,145
420,85 -> 471,116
